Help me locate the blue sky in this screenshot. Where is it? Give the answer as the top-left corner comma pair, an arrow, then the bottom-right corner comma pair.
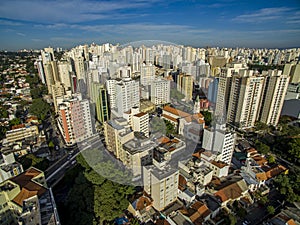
0,0 -> 299,50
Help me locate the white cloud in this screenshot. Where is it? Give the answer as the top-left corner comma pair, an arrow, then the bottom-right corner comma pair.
232,7 -> 293,23
0,19 -> 22,26
0,0 -> 161,23
16,32 -> 26,36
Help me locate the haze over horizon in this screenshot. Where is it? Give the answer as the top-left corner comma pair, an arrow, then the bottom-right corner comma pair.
0,0 -> 299,51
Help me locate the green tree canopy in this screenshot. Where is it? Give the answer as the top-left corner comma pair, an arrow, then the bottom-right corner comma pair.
267,206 -> 275,215
255,140 -> 270,155
29,98 -> 51,120
202,111 -> 212,126
0,107 -> 8,118
9,118 -> 21,127
62,153 -> 135,225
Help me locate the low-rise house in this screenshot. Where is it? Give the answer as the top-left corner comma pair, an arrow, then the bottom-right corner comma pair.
0,152 -> 23,183
214,179 -> 250,207
127,193 -> 156,223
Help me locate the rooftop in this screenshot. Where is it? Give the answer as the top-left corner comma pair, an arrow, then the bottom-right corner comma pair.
214,179 -> 248,202
163,106 -> 190,118
10,167 -> 46,207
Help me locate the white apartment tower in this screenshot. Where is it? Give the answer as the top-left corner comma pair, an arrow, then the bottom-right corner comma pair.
202,124 -> 236,164
115,78 -> 140,115
132,112 -> 149,137
106,79 -> 117,109
140,63 -> 155,86
150,78 -> 170,105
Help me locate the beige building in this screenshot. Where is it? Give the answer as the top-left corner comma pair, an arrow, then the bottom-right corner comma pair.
51,82 -> 66,113
259,71 -> 290,126
104,117 -> 132,159
290,64 -> 300,83
215,63 -> 247,118
177,74 -> 193,101
123,137 -> 154,178
5,125 -> 38,143
0,167 -> 59,225
227,74 -> 265,128
58,60 -> 72,90
143,164 -> 179,211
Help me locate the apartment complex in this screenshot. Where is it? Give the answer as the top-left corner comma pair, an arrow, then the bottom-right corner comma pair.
177,74 -> 193,101
5,125 -> 39,144
57,93 -> 93,146
202,124 -> 236,165
150,78 -> 171,106
143,164 -> 179,211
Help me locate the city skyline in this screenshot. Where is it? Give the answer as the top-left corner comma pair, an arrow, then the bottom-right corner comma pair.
0,0 -> 300,51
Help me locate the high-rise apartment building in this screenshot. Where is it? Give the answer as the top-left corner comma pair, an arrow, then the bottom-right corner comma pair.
259,71 -> 290,126
215,63 -> 247,118
150,78 -> 171,105
123,137 -> 154,177
140,63 -> 156,86
132,112 -> 149,137
106,79 -> 117,109
290,64 -> 300,83
227,74 -> 265,128
51,82 -> 66,113
91,82 -> 110,123
104,117 -> 132,159
57,93 -> 93,146
74,55 -> 86,81
177,74 -> 193,101
115,78 -> 140,116
202,124 -> 236,164
58,60 -> 72,90
143,164 -> 179,211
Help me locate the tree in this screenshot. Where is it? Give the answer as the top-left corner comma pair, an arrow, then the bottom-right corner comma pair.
48,141 -> 54,150
17,154 -> 50,171
254,140 -> 270,155
9,118 -> 21,127
62,152 -> 136,225
202,111 -> 212,126
267,155 -> 276,164
29,98 -> 51,120
267,206 -> 275,215
170,88 -> 185,101
288,139 -> 300,160
274,174 -> 300,203
0,126 -> 8,139
255,121 -> 269,131
164,119 -> 176,135
229,214 -> 237,225
0,107 -> 8,118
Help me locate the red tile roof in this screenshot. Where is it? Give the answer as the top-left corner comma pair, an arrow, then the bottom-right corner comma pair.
162,114 -> 178,123
10,168 -> 46,206
163,106 -> 190,118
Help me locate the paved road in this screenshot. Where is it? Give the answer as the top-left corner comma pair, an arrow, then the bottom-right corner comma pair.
46,135 -> 101,187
